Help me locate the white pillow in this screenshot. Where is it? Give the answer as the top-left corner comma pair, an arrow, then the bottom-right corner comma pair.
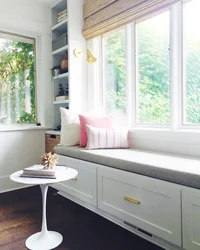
86,125 -> 129,149
60,107 -> 80,146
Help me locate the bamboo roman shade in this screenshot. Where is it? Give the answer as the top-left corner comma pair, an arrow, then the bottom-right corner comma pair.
83,0 -> 180,40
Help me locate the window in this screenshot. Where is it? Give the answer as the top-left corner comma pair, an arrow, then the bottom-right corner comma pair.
183,0 -> 200,124
0,32 -> 36,125
103,29 -> 126,125
136,11 -> 170,124
101,0 -> 200,128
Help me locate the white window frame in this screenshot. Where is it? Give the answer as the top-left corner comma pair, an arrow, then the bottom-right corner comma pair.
0,29 -> 47,131
0,31 -> 37,126
134,8 -> 171,128
181,0 -> 200,129
99,0 -> 200,131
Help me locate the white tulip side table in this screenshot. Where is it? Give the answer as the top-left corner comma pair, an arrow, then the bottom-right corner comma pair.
10,166 -> 78,250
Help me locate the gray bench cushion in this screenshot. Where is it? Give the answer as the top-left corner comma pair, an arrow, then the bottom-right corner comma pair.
55,145 -> 200,189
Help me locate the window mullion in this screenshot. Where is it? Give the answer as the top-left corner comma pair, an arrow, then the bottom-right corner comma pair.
170,2 -> 182,130
126,22 -> 136,127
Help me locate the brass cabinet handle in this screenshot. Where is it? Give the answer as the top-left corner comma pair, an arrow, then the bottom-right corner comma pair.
123,196 -> 140,204
72,177 -> 77,180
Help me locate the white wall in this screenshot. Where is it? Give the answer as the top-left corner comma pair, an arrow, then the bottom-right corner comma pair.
0,0 -> 52,192
0,130 -> 45,192
68,0 -> 87,113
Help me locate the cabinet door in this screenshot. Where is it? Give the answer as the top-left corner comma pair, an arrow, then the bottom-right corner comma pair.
183,189 -> 200,250
53,155 -> 97,206
98,167 -> 182,246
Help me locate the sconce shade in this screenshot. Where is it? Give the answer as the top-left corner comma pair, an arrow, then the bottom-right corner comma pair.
86,49 -> 97,63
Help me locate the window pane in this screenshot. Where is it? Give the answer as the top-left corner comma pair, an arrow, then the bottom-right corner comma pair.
103,29 -> 126,125
0,34 -> 36,124
136,11 -> 170,124
183,0 -> 200,124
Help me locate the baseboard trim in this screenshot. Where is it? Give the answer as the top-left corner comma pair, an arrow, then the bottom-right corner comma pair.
0,175 -> 30,193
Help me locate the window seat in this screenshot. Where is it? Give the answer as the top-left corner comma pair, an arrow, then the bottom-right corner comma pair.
55,145 -> 200,189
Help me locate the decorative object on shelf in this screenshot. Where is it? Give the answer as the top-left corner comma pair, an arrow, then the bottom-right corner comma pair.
52,33 -> 67,52
56,125 -> 61,131
55,83 -> 68,101
58,83 -> 64,96
57,9 -> 67,23
66,85 -> 69,97
60,51 -> 68,73
73,48 -> 97,63
41,152 -> 58,169
51,65 -> 61,77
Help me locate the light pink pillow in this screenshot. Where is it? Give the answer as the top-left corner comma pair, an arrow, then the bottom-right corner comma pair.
86,125 -> 129,149
79,114 -> 113,147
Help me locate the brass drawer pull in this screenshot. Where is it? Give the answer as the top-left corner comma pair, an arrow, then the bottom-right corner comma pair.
123,196 -> 140,204
72,177 -> 77,180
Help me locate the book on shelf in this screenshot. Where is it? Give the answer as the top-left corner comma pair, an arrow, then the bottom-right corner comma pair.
58,12 -> 67,18
55,95 -> 68,101
57,15 -> 67,23
58,9 -> 67,16
21,164 -> 67,178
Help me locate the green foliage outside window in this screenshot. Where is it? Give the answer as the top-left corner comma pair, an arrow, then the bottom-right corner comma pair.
0,39 -> 36,124
105,12 -> 200,124
105,30 -> 126,114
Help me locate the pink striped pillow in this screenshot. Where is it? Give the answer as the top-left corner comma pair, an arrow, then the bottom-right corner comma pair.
86,125 -> 129,149
79,114 -> 113,147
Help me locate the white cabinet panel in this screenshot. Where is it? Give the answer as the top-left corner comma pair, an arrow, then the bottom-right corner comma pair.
53,155 -> 97,206
183,189 -> 200,250
98,167 -> 182,246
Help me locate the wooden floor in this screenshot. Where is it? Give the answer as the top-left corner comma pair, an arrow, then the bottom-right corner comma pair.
0,186 -> 164,250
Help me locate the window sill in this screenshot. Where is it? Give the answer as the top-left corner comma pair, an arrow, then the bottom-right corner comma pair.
129,127 -> 200,134
128,127 -> 200,144
0,125 -> 52,132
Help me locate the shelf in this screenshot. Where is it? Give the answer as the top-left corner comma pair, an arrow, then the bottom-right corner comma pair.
53,72 -> 68,80
52,45 -> 68,56
51,0 -> 66,11
45,130 -> 61,135
53,100 -> 69,104
52,19 -> 68,33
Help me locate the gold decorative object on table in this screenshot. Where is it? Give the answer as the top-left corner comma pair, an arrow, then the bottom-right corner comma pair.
41,152 -> 58,169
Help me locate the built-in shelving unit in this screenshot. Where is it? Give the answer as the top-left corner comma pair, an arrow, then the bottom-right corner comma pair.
53,100 -> 69,105
51,0 -> 69,128
52,45 -> 68,56
53,72 -> 68,80
52,19 -> 68,32
49,0 -> 86,132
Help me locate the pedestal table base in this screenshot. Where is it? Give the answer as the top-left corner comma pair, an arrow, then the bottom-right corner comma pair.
25,231 -> 63,250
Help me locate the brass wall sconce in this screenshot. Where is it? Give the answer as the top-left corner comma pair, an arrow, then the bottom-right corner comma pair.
73,48 -> 97,63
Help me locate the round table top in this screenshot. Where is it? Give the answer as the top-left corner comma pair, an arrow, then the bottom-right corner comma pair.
10,167 -> 78,185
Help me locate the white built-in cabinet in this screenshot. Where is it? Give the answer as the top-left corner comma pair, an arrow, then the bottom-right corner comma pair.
98,167 -> 182,247
52,154 -> 200,250
53,155 -> 98,206
183,189 -> 200,250
51,0 -> 86,129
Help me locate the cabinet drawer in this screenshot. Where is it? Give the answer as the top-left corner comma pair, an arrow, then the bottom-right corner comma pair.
182,189 -> 200,250
54,155 -> 97,206
98,167 -> 181,246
